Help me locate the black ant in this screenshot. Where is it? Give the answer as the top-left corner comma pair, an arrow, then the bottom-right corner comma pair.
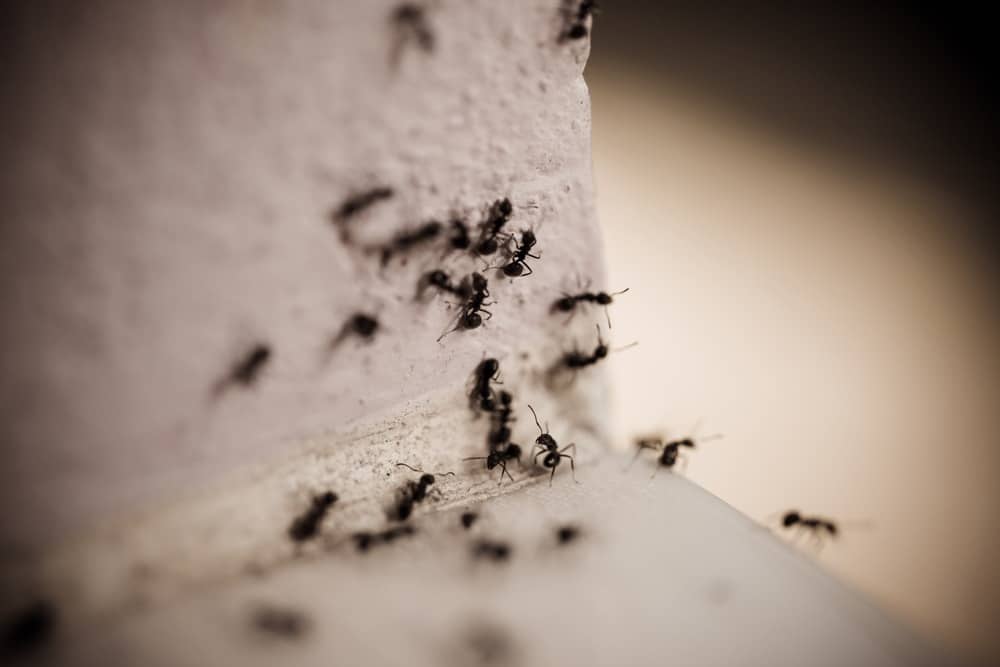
471,539 -> 511,562
391,463 -> 454,521
561,0 -> 598,41
528,405 -> 577,485
460,511 -> 479,529
391,3 -> 434,64
288,491 -> 338,543
375,220 -> 442,266
214,343 -> 272,395
419,269 -> 469,300
352,524 -> 416,553
499,230 -> 539,277
448,218 -> 471,251
487,390 -> 515,446
779,511 -> 839,547
552,288 -> 629,328
437,272 -> 492,341
563,325 -> 609,369
463,443 -> 522,485
556,524 -> 581,545
627,431 -> 722,476
333,313 -> 380,347
332,186 -> 393,241
253,605 -> 310,638
475,198 -> 513,255
3,600 -> 56,653
469,358 -> 502,413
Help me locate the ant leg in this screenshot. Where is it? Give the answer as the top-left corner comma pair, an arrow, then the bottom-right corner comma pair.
624,446 -> 645,471
563,454 -> 579,484
559,443 -> 577,455
549,464 -> 557,486
604,306 -> 611,329
501,463 -> 515,484
526,252 -> 540,259
649,464 -> 664,481
521,261 -> 533,276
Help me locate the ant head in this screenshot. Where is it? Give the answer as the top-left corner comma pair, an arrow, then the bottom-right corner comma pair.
423,221 -> 443,235
317,491 -> 338,507
676,438 -> 695,448
595,344 -> 608,359
419,473 -> 435,487
479,358 -> 499,376
782,511 -> 801,527
352,314 -> 378,337
470,272 -> 488,291
496,198 -> 513,218
537,433 -> 556,448
557,525 -> 579,544
486,451 -> 502,468
554,296 -> 575,312
827,523 -> 839,537
521,230 -> 536,245
502,262 -> 523,277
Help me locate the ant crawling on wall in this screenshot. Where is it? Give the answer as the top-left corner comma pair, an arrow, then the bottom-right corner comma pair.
390,3 -> 435,64
471,539 -> 512,562
464,443 -> 522,485
252,605 -> 310,638
486,390 -> 515,446
214,342 -> 271,395
460,511 -> 479,529
552,287 -> 629,328
626,429 -> 723,477
332,186 -> 393,241
437,272 -> 492,341
475,198 -> 513,256
352,524 -> 416,553
447,218 -> 471,252
418,269 -> 469,301
550,326 -> 636,385
528,405 -> 577,485
469,358 -> 502,414
373,220 -> 442,267
288,491 -> 338,543
560,0 -> 599,41
390,463 -> 454,521
332,313 -> 380,348
498,230 -> 539,277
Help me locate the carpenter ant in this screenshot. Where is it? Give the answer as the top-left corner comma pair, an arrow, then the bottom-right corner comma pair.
288,491 -> 338,543
475,198 -> 513,255
391,3 -> 434,63
627,431 -> 722,476
391,464 -> 453,521
460,511 -> 479,529
463,443 -> 522,485
332,186 -> 393,241
528,405 -> 577,485
471,539 -> 511,562
779,511 -> 839,547
333,313 -> 380,347
552,288 -> 629,328
3,600 -> 56,653
469,358 -> 502,413
419,269 -> 468,300
437,272 -> 492,341
374,220 -> 442,266
499,230 -> 539,277
561,0 -> 598,41
556,524 -> 581,545
487,390 -> 515,446
253,605 -> 310,638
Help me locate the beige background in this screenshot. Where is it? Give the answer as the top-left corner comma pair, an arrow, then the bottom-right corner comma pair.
587,44 -> 999,666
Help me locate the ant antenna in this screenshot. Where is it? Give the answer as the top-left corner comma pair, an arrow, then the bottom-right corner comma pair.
527,404 -> 544,435
604,287 -> 630,328
697,433 -> 724,444
395,462 -> 456,476
613,341 -> 639,353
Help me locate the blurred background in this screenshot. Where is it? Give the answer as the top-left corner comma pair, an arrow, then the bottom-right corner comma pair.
586,2 -> 999,663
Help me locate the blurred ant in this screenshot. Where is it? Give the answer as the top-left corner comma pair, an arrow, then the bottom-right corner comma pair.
332,186 -> 393,241
471,539 -> 511,562
374,220 -> 442,266
437,273 -> 492,341
288,491 -> 338,543
419,269 -> 468,300
215,343 -> 271,394
253,605 -> 310,638
558,325 -> 637,374
778,511 -> 839,548
3,600 -> 56,653
560,0 -> 598,41
352,524 -> 416,553
475,198 -> 513,255
464,443 -> 522,485
627,430 -> 722,477
391,463 -> 454,520
556,524 -> 581,545
448,218 -> 471,252
460,511 -> 479,529
469,358 -> 502,413
552,288 -> 629,328
499,230 -> 539,277
332,313 -> 380,347
528,404 -> 577,485
487,390 -> 515,446
391,3 -> 435,64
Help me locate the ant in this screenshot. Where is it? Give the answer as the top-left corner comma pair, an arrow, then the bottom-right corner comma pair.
469,358 -> 502,413
288,491 -> 338,543
3,600 -> 56,653
563,325 -> 609,369
333,313 -> 380,347
552,288 -> 629,328
438,273 -> 492,341
419,269 -> 469,300
471,539 -> 511,562
778,511 -> 839,547
487,390 -> 515,446
475,198 -> 513,255
460,511 -> 479,529
214,343 -> 272,395
375,220 -> 442,266
556,524 -> 581,545
353,524 -> 416,552
499,230 -> 539,277
627,431 -> 722,476
253,605 -> 310,638
391,463 -> 454,520
463,443 -> 522,485
332,186 -> 393,241
528,405 -> 577,485
561,0 -> 598,41
391,3 -> 434,64
448,218 -> 471,252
